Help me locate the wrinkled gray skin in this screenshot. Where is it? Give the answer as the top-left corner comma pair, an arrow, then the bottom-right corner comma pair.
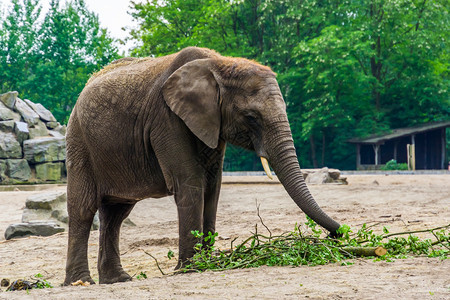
64,47 -> 340,285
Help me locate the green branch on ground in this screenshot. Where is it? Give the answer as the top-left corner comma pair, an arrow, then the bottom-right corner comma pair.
174,218 -> 449,273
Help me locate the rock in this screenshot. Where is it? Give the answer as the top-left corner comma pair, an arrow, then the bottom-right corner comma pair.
0,108 -> 15,121
328,169 -> 341,180
25,191 -> 66,210
0,160 -> 6,182
14,98 -> 39,126
0,120 -> 15,132
53,124 -> 66,136
51,209 -> 69,223
6,159 -> 32,182
23,136 -> 66,163
24,99 -> 56,122
0,91 -> 17,109
48,130 -> 64,138
35,162 -> 63,181
22,191 -> 67,226
0,132 -> 22,158
14,121 -> 29,144
28,120 -> 49,139
46,121 -> 59,129
305,167 -> 332,184
18,191 -> 132,232
4,222 -> 64,240
0,101 -> 21,121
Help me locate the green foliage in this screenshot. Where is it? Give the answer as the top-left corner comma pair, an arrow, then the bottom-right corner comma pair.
130,0 -> 450,170
0,0 -> 119,124
180,221 -> 449,272
136,271 -> 147,280
33,273 -> 53,289
381,159 -> 409,171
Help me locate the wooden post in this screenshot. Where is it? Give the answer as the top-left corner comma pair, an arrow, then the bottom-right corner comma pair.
407,144 -> 416,171
356,144 -> 361,169
441,128 -> 446,169
373,144 -> 380,166
424,132 -> 427,169
394,141 -> 398,161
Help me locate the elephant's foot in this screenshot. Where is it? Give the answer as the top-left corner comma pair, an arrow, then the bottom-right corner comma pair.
99,270 -> 132,284
63,272 -> 95,286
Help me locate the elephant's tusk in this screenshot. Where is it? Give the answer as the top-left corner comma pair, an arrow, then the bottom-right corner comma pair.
260,157 -> 273,180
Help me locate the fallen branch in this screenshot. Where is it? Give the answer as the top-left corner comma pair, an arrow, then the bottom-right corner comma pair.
140,249 -> 166,275
341,246 -> 387,257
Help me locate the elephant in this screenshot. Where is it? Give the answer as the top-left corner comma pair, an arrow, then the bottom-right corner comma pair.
63,47 -> 341,285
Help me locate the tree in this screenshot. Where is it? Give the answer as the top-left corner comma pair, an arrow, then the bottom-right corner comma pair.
0,0 -> 119,123
128,0 -> 449,170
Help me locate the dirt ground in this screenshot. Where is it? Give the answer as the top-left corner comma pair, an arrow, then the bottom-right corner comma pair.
0,174 -> 449,299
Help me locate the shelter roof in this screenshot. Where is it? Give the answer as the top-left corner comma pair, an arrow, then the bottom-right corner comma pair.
348,121 -> 450,144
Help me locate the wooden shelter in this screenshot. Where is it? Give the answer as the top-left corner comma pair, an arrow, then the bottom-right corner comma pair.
348,121 -> 450,170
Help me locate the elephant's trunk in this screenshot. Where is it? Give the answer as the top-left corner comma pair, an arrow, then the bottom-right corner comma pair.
264,119 -> 340,235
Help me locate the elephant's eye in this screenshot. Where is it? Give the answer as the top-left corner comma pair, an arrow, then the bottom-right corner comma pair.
245,114 -> 258,125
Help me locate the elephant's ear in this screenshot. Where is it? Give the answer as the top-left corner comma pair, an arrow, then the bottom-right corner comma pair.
162,59 -> 220,149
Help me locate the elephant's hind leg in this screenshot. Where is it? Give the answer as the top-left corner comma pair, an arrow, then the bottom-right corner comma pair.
97,201 -> 135,284
64,176 -> 98,286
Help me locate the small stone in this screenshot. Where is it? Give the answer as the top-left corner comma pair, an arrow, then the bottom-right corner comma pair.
123,218 -> 136,227
14,98 -> 39,125
4,222 -> 65,240
46,121 -> 59,129
0,91 -> 17,109
0,133 -> 22,159
53,124 -> 66,136
6,159 -> 31,182
24,99 -> 56,122
1,278 -> 10,287
14,121 -> 29,144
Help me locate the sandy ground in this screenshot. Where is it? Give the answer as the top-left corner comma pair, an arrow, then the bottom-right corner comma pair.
0,174 -> 449,299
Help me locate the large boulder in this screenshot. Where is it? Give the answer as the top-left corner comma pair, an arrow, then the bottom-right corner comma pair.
21,191 -> 69,229
14,98 -> 39,126
0,132 -> 22,159
35,162 -> 64,181
13,191 -> 134,238
0,91 -> 67,184
14,121 -> 29,144
4,222 -> 65,240
0,107 -> 15,121
24,99 -> 57,122
0,91 -> 17,109
23,136 -> 66,163
0,160 -> 6,182
303,168 -> 348,185
6,159 -> 31,182
28,120 -> 49,139
0,120 -> 15,132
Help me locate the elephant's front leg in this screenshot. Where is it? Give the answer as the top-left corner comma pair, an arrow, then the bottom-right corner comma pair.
174,184 -> 205,269
201,141 -> 226,246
